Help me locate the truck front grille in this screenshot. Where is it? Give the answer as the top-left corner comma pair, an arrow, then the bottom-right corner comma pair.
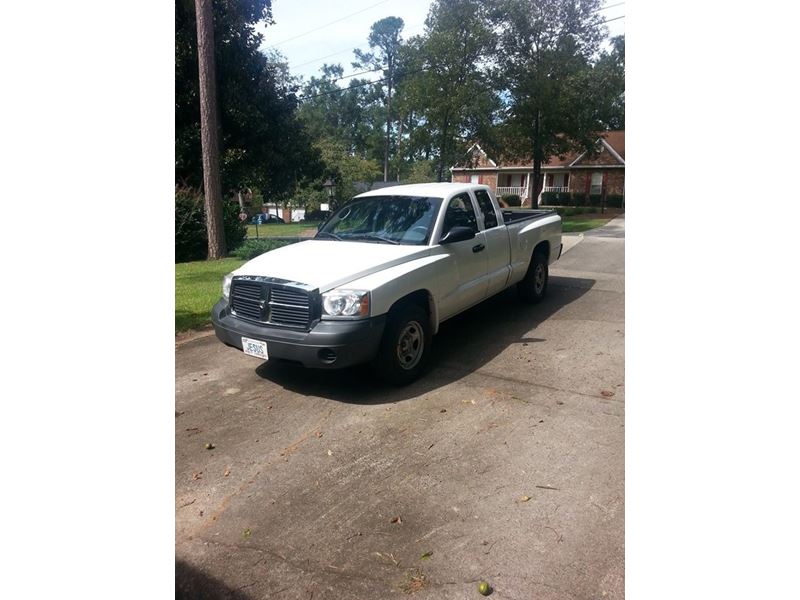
230,278 -> 316,329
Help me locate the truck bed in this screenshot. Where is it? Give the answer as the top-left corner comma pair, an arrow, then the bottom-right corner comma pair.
501,208 -> 557,225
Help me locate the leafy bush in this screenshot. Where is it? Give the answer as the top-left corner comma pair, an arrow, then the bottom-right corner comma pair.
584,194 -> 624,208
541,191 -> 572,205
303,208 -> 329,222
232,238 -> 299,260
502,193 -> 522,207
175,187 -> 247,263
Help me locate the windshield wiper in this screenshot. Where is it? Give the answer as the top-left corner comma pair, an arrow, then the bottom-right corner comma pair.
349,234 -> 400,245
315,231 -> 343,241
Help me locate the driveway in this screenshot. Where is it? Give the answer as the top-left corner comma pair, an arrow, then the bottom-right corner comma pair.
176,217 -> 625,599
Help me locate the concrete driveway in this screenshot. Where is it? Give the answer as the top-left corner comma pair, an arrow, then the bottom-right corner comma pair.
176,216 -> 625,599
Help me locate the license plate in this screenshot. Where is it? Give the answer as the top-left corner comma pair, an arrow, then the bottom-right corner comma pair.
242,337 -> 268,360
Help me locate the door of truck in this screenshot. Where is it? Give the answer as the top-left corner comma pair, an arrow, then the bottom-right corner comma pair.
436,192 -> 489,319
472,188 -> 512,296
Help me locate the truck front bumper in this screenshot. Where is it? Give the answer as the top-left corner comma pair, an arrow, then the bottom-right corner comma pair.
211,299 -> 387,369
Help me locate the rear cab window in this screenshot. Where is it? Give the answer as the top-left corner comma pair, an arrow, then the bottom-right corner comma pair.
474,189 -> 499,229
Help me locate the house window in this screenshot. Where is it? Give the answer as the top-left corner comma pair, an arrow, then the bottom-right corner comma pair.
470,174 -> 479,184
590,172 -> 603,195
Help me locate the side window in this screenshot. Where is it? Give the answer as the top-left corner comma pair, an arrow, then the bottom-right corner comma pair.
442,193 -> 479,236
474,190 -> 498,229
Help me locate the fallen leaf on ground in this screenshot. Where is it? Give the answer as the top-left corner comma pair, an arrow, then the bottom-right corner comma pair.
242,528 -> 251,538
440,409 -> 446,413
204,443 -> 215,450
316,431 -> 324,438
518,495 -> 531,503
478,580 -> 492,596
223,468 -> 230,477
420,551 -> 433,560
601,390 -> 615,397
192,472 -> 203,481
327,449 -> 333,456
391,516 -> 402,524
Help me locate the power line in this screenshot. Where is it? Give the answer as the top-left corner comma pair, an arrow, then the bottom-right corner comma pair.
290,45 -> 368,69
265,0 -> 392,49
287,20 -> 427,71
299,67 -> 427,101
598,2 -> 625,11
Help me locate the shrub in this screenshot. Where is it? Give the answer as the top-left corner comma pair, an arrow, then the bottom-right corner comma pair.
232,238 -> 299,261
303,208 -> 330,222
541,191 -> 573,206
175,187 -> 247,263
502,193 -> 522,207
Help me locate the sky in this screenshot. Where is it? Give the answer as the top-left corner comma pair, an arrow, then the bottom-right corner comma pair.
257,0 -> 626,84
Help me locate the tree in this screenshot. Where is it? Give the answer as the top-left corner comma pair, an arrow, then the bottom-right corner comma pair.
591,35 -> 625,130
176,0 -> 321,210
194,0 -> 225,259
353,17 -> 405,181
490,0 -> 608,205
297,64 -> 383,159
400,0 -> 500,181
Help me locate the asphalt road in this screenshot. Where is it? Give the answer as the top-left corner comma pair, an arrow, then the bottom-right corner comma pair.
176,216 -> 625,600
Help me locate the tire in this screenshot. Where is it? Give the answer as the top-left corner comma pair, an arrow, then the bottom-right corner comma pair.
373,303 -> 432,386
518,252 -> 549,303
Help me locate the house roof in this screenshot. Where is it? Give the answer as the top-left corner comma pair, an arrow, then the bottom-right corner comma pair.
453,130 -> 625,170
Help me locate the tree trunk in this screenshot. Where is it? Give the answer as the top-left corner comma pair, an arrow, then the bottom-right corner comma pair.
396,113 -> 404,182
530,110 -> 543,208
437,114 -> 451,182
195,0 -> 226,259
384,58 -> 393,182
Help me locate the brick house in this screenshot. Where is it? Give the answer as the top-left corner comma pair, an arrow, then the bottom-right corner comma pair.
451,130 -> 625,207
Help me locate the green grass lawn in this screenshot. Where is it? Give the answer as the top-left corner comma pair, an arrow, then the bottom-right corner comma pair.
561,215 -> 615,233
176,257 -> 245,332
246,222 -> 319,238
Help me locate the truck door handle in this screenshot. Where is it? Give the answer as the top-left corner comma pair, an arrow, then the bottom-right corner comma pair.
472,243 -> 485,253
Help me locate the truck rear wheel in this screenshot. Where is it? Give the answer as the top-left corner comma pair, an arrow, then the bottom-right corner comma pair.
373,304 -> 431,386
518,252 -> 549,303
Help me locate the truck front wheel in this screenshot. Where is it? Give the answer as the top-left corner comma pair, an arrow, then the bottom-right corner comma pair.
518,252 -> 549,303
373,304 -> 431,386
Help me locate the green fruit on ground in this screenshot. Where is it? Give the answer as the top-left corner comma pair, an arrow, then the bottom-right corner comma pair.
478,581 -> 491,595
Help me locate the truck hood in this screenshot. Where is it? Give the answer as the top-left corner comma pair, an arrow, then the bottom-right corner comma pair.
233,240 -> 431,292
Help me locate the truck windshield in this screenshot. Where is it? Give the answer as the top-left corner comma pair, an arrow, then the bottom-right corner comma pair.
316,195 -> 443,245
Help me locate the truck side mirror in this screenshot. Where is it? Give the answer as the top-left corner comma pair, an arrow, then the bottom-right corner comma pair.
439,226 -> 475,245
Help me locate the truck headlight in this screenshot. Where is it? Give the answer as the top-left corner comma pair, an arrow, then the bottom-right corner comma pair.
322,289 -> 370,318
222,273 -> 233,301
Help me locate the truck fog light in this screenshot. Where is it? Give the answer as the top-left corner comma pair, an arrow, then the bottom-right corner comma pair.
318,348 -> 337,363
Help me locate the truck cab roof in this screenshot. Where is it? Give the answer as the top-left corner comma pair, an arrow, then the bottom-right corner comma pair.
355,182 -> 490,199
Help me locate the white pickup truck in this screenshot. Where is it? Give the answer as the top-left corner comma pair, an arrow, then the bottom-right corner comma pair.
212,182 -> 562,384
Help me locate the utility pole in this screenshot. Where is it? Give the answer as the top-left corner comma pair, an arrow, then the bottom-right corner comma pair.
195,0 -> 226,259
384,55 -> 393,182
